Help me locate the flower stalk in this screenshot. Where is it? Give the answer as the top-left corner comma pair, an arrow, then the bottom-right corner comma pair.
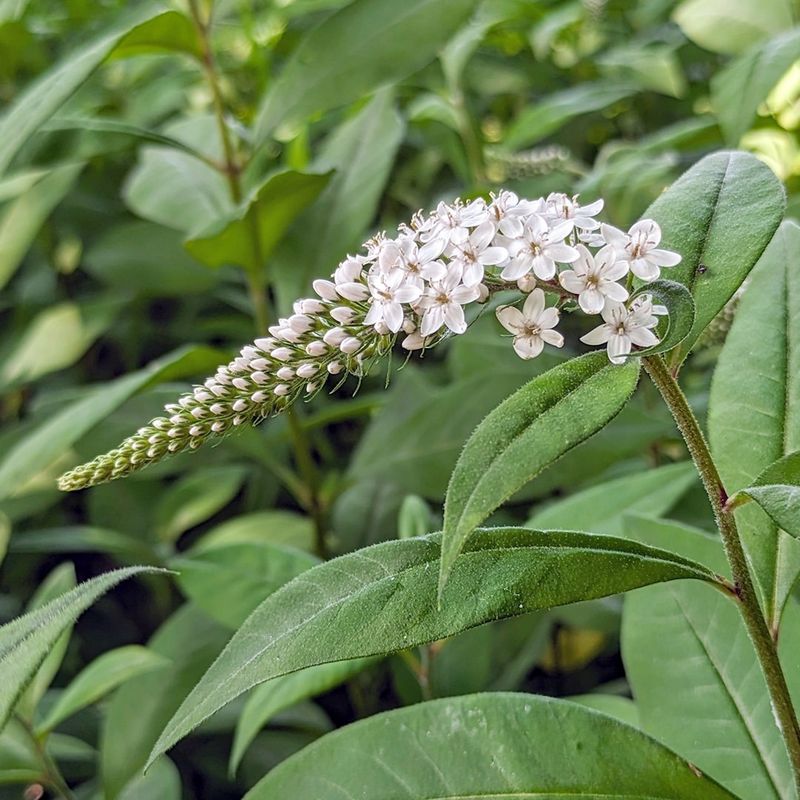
643,354 -> 800,791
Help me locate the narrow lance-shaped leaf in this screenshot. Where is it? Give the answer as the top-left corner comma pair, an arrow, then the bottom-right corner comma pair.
244,693 -> 736,800
148,526 -> 721,766
0,566 -> 164,730
441,352 -> 640,592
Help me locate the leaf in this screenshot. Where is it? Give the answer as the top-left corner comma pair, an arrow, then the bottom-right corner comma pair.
732,451 -> 800,538
441,353 -> 641,589
243,693 -> 735,799
117,757 -> 181,800
528,462 -> 698,535
229,657 -> 376,775
629,279 -> 696,357
185,169 -> 331,271
709,221 -> 800,629
672,0 -> 796,55
154,465 -> 248,543
503,81 -> 637,151
194,510 -> 315,553
0,162 -> 83,290
148,527 -> 719,764
255,0 -> 479,139
10,525 -> 157,563
712,29 -> 800,144
101,605 -> 230,800
0,345 -> 226,501
37,646 -> 168,734
645,150 -> 785,367
0,566 -> 161,730
172,542 -> 318,629
0,6 -> 187,177
568,693 -> 640,727
623,518 -> 796,800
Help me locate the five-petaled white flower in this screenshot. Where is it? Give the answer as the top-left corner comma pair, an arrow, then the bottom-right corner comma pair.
545,193 -> 604,231
417,265 -> 481,336
364,270 -> 421,333
580,296 -> 660,364
496,288 -> 564,360
601,219 -> 681,282
449,221 -> 509,286
502,215 -> 578,282
559,244 -> 629,314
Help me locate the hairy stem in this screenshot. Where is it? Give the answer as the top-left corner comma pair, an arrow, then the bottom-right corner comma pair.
15,715 -> 76,800
643,355 -> 800,789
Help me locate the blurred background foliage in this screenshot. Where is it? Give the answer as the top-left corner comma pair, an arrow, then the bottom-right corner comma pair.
0,0 -> 798,796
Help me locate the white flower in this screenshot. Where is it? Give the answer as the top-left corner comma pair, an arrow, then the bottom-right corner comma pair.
580,297 -> 661,364
600,219 -> 681,282
558,244 -> 629,314
496,288 -> 564,360
502,215 -> 578,281
364,269 -> 421,333
449,221 -> 509,286
417,265 -> 480,336
394,235 -> 447,288
487,190 -> 542,238
421,198 -> 489,248
545,193 -> 604,231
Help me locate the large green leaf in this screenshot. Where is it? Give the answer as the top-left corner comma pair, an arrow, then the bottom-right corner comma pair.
441,353 -> 640,589
148,527 -> 719,765
645,151 -> 785,367
255,0 -> 479,139
623,516 -> 796,800
709,221 -> 800,629
0,566 -> 161,730
0,5 -> 187,177
712,29 -> 800,144
244,693 -> 735,799
0,345 -> 225,501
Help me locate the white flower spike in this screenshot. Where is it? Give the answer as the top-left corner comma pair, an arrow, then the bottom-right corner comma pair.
496,289 -> 564,360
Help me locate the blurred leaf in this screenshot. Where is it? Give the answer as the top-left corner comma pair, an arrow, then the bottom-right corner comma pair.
598,42 -> 687,98
155,465 -> 247,543
230,657 -> 376,775
622,514 -> 722,572
0,162 -> 83,290
568,694 -> 640,727
172,542 -> 318,628
0,512 -> 8,569
0,167 -> 49,203
629,279 -> 696,357
101,605 -> 229,800
623,517 -> 795,800
709,221 -> 800,628
194,510 -> 315,553
712,29 -> 800,144
255,0 -> 480,139
0,345 -> 226,501
244,694 -> 735,799
528,462 -> 697,535
10,525 -> 157,563
645,151 -> 785,367
398,495 -> 432,538
441,353 -> 640,589
117,757 -> 181,800
673,0 -> 796,55
37,645 -> 168,734
733,451 -> 800,538
0,566 -> 161,730
149,527 -> 718,763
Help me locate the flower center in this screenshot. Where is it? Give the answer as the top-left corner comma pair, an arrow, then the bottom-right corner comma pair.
522,323 -> 541,337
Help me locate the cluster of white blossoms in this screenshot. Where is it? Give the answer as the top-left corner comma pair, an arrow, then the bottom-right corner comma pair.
58,191 -> 681,490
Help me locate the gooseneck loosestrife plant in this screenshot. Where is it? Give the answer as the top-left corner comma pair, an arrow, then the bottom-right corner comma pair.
49,157 -> 800,799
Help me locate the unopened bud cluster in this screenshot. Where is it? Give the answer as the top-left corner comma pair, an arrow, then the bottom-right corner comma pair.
58,190 -> 681,491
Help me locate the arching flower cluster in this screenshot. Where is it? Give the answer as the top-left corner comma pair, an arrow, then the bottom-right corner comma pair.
58,191 -> 681,491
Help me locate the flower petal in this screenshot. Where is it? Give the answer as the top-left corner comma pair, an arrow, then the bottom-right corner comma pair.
650,248 -> 682,267
607,333 -> 631,364
444,302 -> 467,334
578,287 -> 605,315
629,326 -> 660,347
513,335 -> 544,360
496,305 -> 525,334
537,306 -> 560,330
523,288 -> 545,320
581,324 -> 612,346
539,328 -> 564,348
559,270 -> 586,294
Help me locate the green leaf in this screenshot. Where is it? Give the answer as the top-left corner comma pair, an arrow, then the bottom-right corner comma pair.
155,465 -> 248,543
623,518 -> 796,800
672,0 -> 796,55
172,542 -> 318,629
645,150 -> 785,367
528,462 -> 698,535
629,279 -> 696,357
10,525 -> 157,563
148,527 -> 718,764
37,645 -> 168,734
441,353 -> 641,590
0,6 -> 186,177
229,657 -> 376,775
117,757 -> 181,800
712,29 -> 800,144
185,169 -> 331,271
194,510 -> 315,553
243,693 -> 735,799
255,0 -> 479,139
503,82 -> 637,151
0,162 -> 83,290
568,693 -> 640,727
709,221 -> 800,629
398,495 -> 433,539
0,345 -> 226,501
732,451 -> 800,538
0,566 -> 161,731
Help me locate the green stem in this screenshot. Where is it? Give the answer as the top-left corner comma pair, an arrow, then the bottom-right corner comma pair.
15,715 -> 76,800
643,355 -> 800,790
